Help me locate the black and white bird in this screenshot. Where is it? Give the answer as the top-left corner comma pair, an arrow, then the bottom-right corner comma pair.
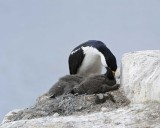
68,40 -> 117,77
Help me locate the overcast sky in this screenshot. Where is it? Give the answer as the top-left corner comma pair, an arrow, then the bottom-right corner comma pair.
0,0 -> 160,121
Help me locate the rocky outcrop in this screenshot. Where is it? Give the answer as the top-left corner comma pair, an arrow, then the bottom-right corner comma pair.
121,50 -> 160,103
1,50 -> 160,128
1,103 -> 160,128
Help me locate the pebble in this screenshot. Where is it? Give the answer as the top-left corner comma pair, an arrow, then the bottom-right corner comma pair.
96,94 -> 104,99
53,113 -> 59,117
101,107 -> 107,112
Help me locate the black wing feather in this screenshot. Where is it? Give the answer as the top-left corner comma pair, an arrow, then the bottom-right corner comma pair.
68,48 -> 85,74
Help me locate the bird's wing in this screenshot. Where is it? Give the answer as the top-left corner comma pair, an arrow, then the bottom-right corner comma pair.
68,48 -> 85,74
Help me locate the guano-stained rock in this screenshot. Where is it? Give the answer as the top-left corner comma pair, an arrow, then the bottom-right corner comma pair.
121,50 -> 160,103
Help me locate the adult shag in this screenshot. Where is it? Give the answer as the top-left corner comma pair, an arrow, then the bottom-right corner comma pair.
68,40 -> 117,77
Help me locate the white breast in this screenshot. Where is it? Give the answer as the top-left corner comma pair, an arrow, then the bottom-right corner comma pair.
77,46 -> 107,77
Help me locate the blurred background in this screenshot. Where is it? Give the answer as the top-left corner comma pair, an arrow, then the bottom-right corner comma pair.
0,0 -> 160,121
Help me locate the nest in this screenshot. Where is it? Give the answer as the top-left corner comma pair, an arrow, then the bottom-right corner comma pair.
6,88 -> 129,122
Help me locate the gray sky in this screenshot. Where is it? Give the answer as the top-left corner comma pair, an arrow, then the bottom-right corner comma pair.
0,0 -> 160,121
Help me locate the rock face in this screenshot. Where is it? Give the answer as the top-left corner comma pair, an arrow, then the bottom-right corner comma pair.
1,50 -> 160,128
121,50 -> 160,103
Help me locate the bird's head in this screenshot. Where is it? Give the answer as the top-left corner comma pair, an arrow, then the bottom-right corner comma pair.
104,67 -> 115,80
106,56 -> 117,76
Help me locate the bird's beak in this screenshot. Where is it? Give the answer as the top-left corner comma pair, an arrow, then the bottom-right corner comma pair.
112,71 -> 115,76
